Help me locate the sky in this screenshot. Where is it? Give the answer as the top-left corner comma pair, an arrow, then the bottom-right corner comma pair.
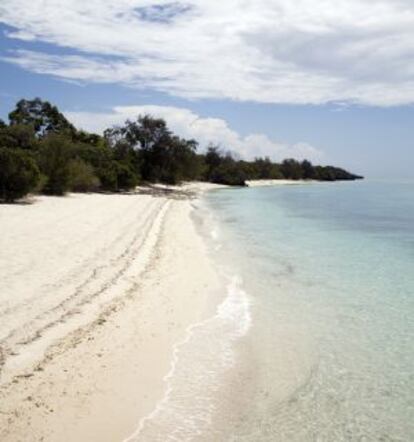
0,0 -> 413,178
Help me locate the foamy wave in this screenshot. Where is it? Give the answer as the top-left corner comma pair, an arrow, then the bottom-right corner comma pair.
210,228 -> 219,240
123,276 -> 251,442
217,276 -> 252,337
209,228 -> 223,251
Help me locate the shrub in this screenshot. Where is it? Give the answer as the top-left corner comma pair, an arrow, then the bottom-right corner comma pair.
209,162 -> 247,186
115,162 -> 139,190
0,147 -> 40,202
96,162 -> 119,191
0,124 -> 36,150
37,134 -> 73,195
68,159 -> 100,192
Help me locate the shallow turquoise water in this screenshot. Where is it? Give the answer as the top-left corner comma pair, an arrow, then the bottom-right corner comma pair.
204,180 -> 414,441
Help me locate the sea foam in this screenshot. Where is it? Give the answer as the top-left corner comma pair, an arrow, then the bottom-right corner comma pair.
123,275 -> 251,441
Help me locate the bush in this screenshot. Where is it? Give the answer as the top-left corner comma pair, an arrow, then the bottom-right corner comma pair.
38,134 -> 73,195
96,162 -> 119,191
0,124 -> 36,150
115,162 -> 139,190
0,147 -> 40,202
68,159 -> 100,192
209,162 -> 247,186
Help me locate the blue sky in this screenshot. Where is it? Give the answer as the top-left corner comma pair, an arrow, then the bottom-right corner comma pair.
0,1 -> 413,178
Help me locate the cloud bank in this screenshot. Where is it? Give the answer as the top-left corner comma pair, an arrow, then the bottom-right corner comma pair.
1,0 -> 414,106
65,105 -> 323,162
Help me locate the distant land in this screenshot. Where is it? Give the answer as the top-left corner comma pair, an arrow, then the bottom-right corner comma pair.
0,98 -> 362,203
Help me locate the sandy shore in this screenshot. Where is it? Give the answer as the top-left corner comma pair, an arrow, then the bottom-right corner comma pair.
0,183 -> 224,441
246,179 -> 311,187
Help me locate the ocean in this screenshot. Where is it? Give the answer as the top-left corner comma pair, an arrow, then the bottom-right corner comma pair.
202,180 -> 414,441
135,180 -> 414,441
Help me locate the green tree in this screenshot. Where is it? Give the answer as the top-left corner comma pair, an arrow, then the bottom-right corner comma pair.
204,145 -> 222,177
105,115 -> 199,184
9,98 -> 75,138
301,160 -> 315,179
38,134 -> 73,195
0,147 -> 40,202
0,124 -> 37,150
280,159 -> 304,180
209,153 -> 247,186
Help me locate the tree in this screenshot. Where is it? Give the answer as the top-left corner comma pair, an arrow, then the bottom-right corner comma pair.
9,98 -> 75,138
280,159 -> 304,180
104,115 -> 170,151
301,160 -> 315,179
37,134 -> 73,195
105,115 -> 200,184
250,157 -> 284,179
313,165 -> 362,181
73,130 -> 105,147
0,147 -> 40,202
208,152 -> 247,186
204,145 -> 223,180
0,124 -> 37,150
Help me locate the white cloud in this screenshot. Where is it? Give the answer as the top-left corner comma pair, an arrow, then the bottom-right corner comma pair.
65,105 -> 324,162
1,0 -> 414,106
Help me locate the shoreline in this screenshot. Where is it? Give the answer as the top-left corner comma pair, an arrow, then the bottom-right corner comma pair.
0,183 -> 226,441
0,179 -> 307,441
246,179 -> 312,187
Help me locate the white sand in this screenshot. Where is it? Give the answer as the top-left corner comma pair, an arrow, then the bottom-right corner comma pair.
0,184 -> 224,441
246,179 -> 311,187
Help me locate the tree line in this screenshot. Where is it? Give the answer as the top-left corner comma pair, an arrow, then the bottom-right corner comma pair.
0,98 -> 362,202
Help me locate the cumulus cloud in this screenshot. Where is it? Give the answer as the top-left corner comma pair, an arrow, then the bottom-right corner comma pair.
1,0 -> 414,106
65,105 -> 324,162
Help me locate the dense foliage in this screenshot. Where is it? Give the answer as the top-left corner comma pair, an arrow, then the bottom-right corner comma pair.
0,147 -> 40,202
0,98 -> 362,202
199,146 -> 362,185
104,115 -> 201,184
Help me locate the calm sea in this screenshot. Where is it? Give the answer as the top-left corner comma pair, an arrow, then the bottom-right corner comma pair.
200,180 -> 414,441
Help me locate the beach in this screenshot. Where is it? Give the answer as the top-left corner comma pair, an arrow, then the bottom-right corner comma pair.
1,180 -> 413,441
0,184 -> 225,441
0,0 -> 409,438
245,179 -> 310,187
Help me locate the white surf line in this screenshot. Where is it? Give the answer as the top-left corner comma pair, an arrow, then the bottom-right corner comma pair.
123,275 -> 252,442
